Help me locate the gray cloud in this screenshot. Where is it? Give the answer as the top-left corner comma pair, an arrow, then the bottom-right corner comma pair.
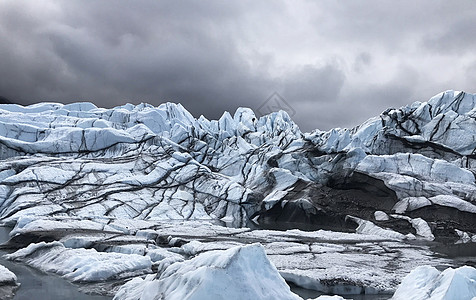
353,52 -> 372,73
282,62 -> 346,104
295,64 -> 420,131
422,16 -> 476,54
0,1 -> 475,132
310,1 -> 475,50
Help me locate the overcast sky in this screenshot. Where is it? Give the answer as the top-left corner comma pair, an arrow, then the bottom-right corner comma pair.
1,1 -> 475,131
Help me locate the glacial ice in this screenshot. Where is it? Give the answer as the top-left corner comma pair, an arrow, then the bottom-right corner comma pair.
5,241 -> 153,282
2,216 -> 457,296
392,265 -> 476,300
0,264 -> 18,300
113,244 -> 301,300
374,210 -> 389,221
345,216 -> 407,241
0,265 -> 17,285
0,90 -> 474,239
308,297 -> 346,300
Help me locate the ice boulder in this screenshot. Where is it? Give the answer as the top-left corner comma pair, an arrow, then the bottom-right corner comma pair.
308,296 -> 346,300
114,243 -> 301,300
0,265 -> 17,285
0,264 -> 19,299
5,241 -> 152,282
392,265 -> 476,300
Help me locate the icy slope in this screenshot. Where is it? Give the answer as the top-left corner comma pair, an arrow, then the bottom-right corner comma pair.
0,90 -> 475,239
0,102 -> 301,226
306,90 -> 476,157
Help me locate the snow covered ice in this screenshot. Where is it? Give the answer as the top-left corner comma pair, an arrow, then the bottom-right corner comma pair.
0,90 -> 476,299
5,241 -> 153,282
0,264 -> 18,299
0,265 -> 17,285
114,244 -> 301,300
1,90 -> 476,238
392,265 -> 476,300
0,216 -> 461,297
0,264 -> 17,285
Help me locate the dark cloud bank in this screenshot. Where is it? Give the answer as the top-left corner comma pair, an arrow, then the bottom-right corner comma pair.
0,1 -> 475,131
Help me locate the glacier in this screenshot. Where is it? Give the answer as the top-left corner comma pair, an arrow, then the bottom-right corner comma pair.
1,90 -> 475,236
0,90 -> 475,299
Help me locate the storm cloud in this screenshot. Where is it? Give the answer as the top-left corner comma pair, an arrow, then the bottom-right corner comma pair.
0,0 -> 475,131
